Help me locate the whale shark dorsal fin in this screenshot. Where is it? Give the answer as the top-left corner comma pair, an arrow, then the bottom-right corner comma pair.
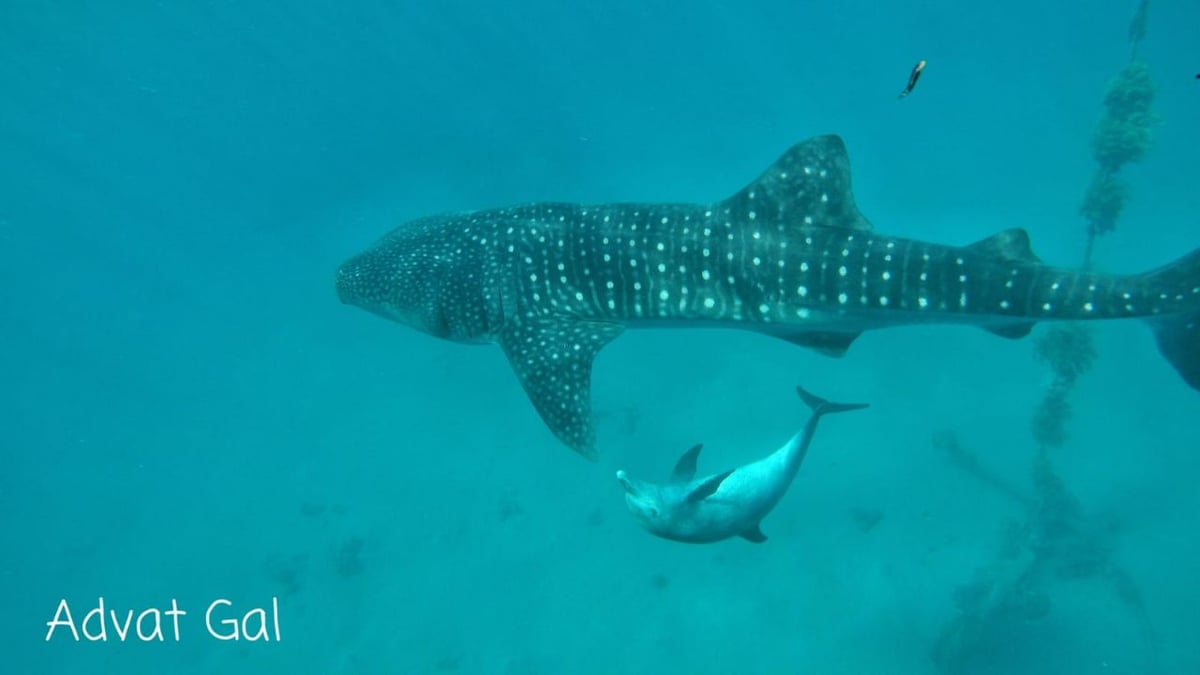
670,444 -> 703,483
721,135 -> 872,232
966,228 -> 1040,263
740,524 -> 767,543
496,316 -> 624,460
686,469 -> 734,503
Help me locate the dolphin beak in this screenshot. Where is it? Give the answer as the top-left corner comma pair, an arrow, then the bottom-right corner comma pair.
616,470 -> 637,496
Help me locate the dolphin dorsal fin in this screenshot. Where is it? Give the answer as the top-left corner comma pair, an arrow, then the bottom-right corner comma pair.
685,469 -> 734,503
670,444 -> 703,483
720,135 -> 872,232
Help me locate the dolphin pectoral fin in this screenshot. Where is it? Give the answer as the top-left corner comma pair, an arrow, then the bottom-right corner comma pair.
739,524 -> 767,543
670,444 -> 703,483
497,317 -> 624,460
685,469 -> 734,503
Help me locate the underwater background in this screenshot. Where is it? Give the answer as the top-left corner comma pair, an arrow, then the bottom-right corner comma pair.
2,0 -> 1198,673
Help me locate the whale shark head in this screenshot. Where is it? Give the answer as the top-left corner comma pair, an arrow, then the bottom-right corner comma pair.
336,216 -> 493,343
336,249 -> 433,331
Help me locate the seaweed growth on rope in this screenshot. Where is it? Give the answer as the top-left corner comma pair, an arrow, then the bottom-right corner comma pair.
1081,0 -> 1158,266
933,3 -> 1163,671
1030,324 -> 1096,449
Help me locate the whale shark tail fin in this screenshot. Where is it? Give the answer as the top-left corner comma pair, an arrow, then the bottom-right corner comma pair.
1143,247 -> 1200,391
1149,308 -> 1200,391
795,385 -> 870,418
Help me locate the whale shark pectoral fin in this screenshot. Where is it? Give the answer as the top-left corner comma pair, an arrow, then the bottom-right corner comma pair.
685,469 -> 734,504
496,317 -> 624,460
777,330 -> 861,357
739,524 -> 767,543
670,444 -> 703,483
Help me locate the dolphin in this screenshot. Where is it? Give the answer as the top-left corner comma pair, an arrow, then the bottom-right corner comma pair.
615,385 -> 866,544
335,134 -> 1200,459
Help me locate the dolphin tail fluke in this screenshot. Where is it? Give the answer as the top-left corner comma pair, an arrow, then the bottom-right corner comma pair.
1144,248 -> 1200,392
795,385 -> 870,417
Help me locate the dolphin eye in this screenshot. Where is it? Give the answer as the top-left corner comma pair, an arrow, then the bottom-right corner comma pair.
647,507 -> 659,518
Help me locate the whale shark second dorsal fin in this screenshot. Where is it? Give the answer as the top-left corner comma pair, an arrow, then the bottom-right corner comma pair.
720,134 -> 872,232
965,228 -> 1040,263
670,444 -> 703,483
965,229 -> 1039,342
686,469 -> 734,503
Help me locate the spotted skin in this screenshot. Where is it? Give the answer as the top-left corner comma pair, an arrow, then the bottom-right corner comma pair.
336,135 -> 1200,459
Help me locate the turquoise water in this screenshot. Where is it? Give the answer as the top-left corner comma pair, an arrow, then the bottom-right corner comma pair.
3,1 -> 1198,673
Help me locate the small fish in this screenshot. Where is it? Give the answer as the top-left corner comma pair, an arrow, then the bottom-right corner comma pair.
899,60 -> 927,98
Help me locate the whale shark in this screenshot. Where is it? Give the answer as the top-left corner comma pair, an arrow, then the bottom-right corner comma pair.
336,134 -> 1200,459
616,385 -> 867,544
